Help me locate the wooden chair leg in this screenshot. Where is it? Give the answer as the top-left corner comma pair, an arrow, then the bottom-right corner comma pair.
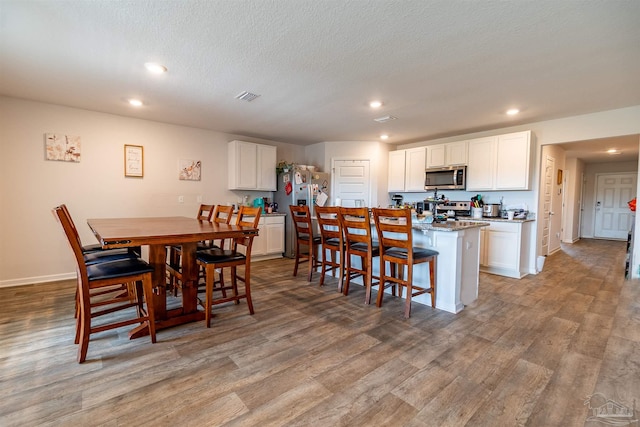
404,266 -> 413,319
429,258 -> 436,308
376,259 -> 386,308
293,244 -> 300,277
231,266 -> 240,304
142,275 -> 156,343
363,255 -> 372,305
205,265 -> 214,328
307,243 -> 314,282
244,263 -> 255,315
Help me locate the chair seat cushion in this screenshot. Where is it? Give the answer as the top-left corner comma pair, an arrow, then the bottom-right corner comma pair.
299,235 -> 321,244
324,237 -> 343,247
384,247 -> 439,260
84,249 -> 138,266
197,248 -> 246,264
350,241 -> 380,256
87,258 -> 154,281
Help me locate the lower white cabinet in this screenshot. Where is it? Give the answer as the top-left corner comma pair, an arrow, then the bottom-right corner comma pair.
477,220 -> 532,278
249,216 -> 285,260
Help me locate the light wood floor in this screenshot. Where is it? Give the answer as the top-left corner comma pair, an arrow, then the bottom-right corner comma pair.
1,239 -> 639,426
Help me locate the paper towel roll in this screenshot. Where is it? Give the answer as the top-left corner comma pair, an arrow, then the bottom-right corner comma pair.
335,197 -> 341,206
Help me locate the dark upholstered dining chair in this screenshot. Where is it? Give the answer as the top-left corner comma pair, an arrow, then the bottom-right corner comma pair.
289,204 -> 321,281
53,205 -> 157,363
197,206 -> 261,327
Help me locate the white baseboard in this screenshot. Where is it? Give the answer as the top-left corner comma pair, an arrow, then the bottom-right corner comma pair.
0,272 -> 76,288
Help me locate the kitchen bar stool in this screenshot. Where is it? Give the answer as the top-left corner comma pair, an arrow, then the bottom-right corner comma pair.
53,205 -> 156,363
290,205 -> 321,281
167,204 -> 215,295
315,205 -> 344,291
372,207 -> 438,318
338,206 -> 380,304
197,206 -> 261,327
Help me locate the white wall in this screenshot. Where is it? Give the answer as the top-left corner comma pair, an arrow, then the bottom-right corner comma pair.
562,157 -> 585,243
313,140 -> 392,208
0,96 -> 304,286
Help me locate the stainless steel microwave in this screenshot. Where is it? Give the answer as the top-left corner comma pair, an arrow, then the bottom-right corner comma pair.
425,166 -> 466,190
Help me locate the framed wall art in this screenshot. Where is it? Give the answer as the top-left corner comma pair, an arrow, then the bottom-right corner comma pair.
179,159 -> 201,181
45,133 -> 81,162
124,144 -> 144,177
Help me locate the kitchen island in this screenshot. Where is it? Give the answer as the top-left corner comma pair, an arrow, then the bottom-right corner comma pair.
353,219 -> 489,314
405,220 -> 489,313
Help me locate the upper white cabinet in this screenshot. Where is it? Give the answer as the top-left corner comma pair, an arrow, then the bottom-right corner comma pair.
426,145 -> 446,168
467,131 -> 531,191
426,141 -> 468,168
388,148 -> 426,192
388,150 -> 406,192
228,140 -> 277,191
405,147 -> 427,191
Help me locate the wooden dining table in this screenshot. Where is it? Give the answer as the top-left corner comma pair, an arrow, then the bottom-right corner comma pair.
87,216 -> 258,338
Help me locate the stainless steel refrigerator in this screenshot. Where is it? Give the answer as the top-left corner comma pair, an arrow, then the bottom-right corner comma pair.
274,167 -> 331,258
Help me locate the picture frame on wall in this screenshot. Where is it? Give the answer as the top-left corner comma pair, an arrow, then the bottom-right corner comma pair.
124,144 -> 144,177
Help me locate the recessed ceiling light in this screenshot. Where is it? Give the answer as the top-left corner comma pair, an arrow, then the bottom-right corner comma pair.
128,99 -> 143,107
144,62 -> 167,74
607,148 -> 621,154
506,108 -> 520,116
380,134 -> 389,140
369,100 -> 383,108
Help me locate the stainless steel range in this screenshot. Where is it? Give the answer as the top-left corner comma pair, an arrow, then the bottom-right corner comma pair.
435,201 -> 471,218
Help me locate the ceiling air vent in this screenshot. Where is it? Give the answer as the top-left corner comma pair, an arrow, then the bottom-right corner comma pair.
235,91 -> 261,102
374,115 -> 397,123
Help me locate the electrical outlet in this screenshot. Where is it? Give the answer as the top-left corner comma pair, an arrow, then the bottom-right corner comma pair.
178,195 -> 184,203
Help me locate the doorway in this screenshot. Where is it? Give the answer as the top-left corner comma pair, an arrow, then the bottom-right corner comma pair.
594,172 -> 637,239
331,159 -> 371,207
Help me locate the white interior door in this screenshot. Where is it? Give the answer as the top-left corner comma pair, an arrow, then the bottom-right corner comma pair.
332,160 -> 371,207
541,155 -> 554,256
549,162 -> 563,254
594,173 -> 637,239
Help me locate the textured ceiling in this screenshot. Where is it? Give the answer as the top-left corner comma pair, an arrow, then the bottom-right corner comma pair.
1,0 -> 639,162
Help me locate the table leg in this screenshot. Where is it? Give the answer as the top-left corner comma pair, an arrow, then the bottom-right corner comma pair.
149,244 -> 168,320
180,242 -> 199,313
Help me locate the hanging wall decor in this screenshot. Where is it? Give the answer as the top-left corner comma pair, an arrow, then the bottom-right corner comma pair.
45,133 -> 81,162
124,144 -> 144,177
179,159 -> 201,181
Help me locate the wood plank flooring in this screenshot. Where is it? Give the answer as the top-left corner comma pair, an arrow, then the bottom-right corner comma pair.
1,239 -> 639,426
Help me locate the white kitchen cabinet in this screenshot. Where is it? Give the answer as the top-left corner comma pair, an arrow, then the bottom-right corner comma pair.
238,215 -> 284,260
228,140 -> 277,191
387,148 -> 426,192
426,141 -> 468,168
475,219 -> 531,278
426,144 -> 446,168
446,141 -> 468,166
388,150 -> 406,192
495,132 -> 531,190
405,147 -> 426,191
466,131 -> 531,191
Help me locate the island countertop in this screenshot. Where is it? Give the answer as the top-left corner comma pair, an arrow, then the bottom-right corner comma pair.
412,220 -> 490,232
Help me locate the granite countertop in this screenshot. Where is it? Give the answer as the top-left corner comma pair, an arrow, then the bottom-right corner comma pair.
412,220 -> 490,232
463,217 -> 534,223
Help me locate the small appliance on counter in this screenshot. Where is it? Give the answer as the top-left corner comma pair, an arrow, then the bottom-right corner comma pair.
483,203 -> 501,218
391,194 -> 404,207
252,197 -> 265,213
